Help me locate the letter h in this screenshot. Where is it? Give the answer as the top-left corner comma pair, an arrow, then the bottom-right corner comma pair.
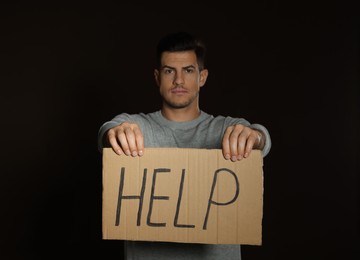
115,167 -> 147,226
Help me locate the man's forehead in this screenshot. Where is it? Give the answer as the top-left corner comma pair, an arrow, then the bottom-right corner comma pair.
161,51 -> 198,67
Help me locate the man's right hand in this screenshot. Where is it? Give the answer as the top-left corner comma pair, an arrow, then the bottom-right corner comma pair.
107,122 -> 144,157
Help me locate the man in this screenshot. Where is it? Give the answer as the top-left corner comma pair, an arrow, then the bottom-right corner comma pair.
98,31 -> 271,259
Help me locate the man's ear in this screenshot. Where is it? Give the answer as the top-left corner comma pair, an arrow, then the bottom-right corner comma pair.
154,69 -> 160,86
199,69 -> 208,87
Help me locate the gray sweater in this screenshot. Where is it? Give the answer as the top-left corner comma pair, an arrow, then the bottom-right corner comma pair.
98,110 -> 271,156
98,110 -> 272,260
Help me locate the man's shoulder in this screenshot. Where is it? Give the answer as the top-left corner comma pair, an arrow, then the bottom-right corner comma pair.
200,112 -> 250,126
143,110 -> 161,117
120,110 -> 160,119
130,111 -> 162,125
200,111 -> 225,121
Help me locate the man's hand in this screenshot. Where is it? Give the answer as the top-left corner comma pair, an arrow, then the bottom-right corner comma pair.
222,124 -> 264,162
107,122 -> 144,157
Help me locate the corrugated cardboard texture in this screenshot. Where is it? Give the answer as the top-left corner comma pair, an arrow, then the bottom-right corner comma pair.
102,148 -> 263,245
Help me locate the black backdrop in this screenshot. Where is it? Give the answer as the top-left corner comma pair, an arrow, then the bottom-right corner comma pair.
1,1 -> 358,259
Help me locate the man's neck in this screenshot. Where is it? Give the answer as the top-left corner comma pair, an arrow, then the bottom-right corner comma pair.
161,106 -> 201,122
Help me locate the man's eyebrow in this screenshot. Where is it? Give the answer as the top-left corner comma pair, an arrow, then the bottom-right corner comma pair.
161,65 -> 175,70
183,65 -> 196,70
161,65 -> 196,70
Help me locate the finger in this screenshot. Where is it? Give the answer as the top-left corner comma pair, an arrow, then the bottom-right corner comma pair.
108,130 -> 124,155
133,127 -> 144,156
228,125 -> 247,161
117,130 -> 131,155
124,127 -> 138,156
229,127 -> 243,161
236,129 -> 249,160
244,131 -> 259,158
222,126 -> 233,160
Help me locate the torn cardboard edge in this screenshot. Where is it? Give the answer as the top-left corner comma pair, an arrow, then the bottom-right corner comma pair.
102,147 -> 263,245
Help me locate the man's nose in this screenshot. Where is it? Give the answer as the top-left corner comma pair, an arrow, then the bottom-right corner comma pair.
174,71 -> 184,85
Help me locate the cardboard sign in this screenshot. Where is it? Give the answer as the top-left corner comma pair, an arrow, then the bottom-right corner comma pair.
102,148 -> 263,245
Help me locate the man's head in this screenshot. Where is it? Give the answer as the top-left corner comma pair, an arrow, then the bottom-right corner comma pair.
154,32 -> 209,118
156,32 -> 206,71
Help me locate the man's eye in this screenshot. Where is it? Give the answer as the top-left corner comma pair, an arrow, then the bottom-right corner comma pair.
185,68 -> 194,73
164,69 -> 173,74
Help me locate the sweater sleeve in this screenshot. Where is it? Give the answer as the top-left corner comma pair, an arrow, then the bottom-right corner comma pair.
249,123 -> 272,157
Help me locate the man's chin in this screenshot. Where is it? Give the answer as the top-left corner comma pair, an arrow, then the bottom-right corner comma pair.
167,104 -> 189,109
164,100 -> 192,109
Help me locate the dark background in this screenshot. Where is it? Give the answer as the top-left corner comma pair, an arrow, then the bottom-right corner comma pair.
1,1 -> 358,259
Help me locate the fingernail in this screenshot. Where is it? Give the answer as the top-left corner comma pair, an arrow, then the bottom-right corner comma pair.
117,150 -> 122,155
237,155 -> 243,160
125,150 -> 131,156
231,156 -> 237,162
132,151 -> 138,157
138,150 -> 143,156
225,154 -> 230,160
244,152 -> 249,158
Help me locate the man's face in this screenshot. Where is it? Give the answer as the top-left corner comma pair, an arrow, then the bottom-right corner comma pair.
154,50 -> 208,110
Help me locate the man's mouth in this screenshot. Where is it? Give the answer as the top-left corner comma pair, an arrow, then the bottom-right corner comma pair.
171,87 -> 188,94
